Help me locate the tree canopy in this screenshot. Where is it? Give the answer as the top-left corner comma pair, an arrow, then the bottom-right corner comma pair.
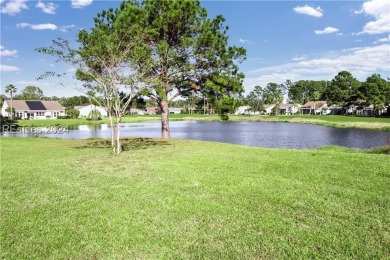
94,0 -> 246,137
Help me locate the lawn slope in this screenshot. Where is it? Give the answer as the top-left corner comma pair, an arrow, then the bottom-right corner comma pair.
1,138 -> 389,258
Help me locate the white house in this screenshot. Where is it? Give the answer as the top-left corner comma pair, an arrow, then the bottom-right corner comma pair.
263,104 -> 275,115
1,100 -> 65,119
169,107 -> 182,114
129,108 -> 145,115
301,101 -> 327,115
235,106 -> 250,115
279,104 -> 300,115
75,105 -> 108,117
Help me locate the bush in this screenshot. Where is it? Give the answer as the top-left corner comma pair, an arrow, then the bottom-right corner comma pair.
66,109 -> 80,119
88,109 -> 102,120
219,114 -> 229,121
57,116 -> 71,119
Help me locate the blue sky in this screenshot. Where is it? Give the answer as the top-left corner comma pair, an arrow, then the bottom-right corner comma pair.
1,0 -> 389,97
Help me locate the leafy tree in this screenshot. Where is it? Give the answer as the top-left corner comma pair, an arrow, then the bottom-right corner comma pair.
37,11 -> 153,153
66,109 -> 80,119
105,0 -> 246,138
0,94 -> 6,109
246,85 -> 264,113
288,80 -> 328,105
5,84 -> 17,119
263,83 -> 283,104
358,74 -> 390,115
20,86 -> 44,100
216,96 -> 240,120
324,71 -> 360,107
60,96 -> 90,108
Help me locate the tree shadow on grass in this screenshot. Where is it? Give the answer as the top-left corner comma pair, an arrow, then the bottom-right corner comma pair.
75,137 -> 171,151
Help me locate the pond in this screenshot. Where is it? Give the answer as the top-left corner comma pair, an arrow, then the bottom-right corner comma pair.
2,121 -> 390,149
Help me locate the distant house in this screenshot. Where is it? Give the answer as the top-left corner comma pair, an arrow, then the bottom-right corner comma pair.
325,105 -> 343,115
145,107 -> 159,115
1,100 -> 65,119
301,101 -> 327,115
75,105 -> 108,117
263,104 -> 275,115
129,108 -> 145,115
279,104 -> 299,115
169,107 -> 182,114
235,106 -> 251,115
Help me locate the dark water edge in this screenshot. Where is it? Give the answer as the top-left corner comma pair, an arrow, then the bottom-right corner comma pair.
1,121 -> 390,149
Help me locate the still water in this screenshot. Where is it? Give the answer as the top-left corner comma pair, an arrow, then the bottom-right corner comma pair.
3,121 -> 390,149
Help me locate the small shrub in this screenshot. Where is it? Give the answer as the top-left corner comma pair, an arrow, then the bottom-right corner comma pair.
57,116 -> 71,119
88,109 -> 102,120
220,114 -> 229,121
66,109 -> 80,119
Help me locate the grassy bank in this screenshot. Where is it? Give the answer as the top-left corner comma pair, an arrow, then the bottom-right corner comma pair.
1,137 -> 389,258
15,114 -> 390,130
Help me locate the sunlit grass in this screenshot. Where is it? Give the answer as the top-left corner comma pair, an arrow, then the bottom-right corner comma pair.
1,137 -> 389,258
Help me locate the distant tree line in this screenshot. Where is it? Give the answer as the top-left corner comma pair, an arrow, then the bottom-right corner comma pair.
243,71 -> 390,116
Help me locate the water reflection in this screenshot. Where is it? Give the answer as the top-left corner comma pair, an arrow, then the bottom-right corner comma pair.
2,121 -> 389,149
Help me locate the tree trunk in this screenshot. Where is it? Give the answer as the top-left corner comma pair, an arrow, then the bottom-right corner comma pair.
108,110 -> 115,151
116,117 -> 122,154
10,93 -> 13,120
160,100 -> 170,138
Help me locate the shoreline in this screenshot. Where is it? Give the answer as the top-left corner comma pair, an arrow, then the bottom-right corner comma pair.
14,114 -> 390,131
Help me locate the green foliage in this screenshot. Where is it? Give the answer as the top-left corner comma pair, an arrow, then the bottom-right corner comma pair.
65,109 -> 80,119
88,109 -> 102,120
19,86 -> 44,100
324,71 -> 360,106
5,107 -> 15,113
216,96 -> 240,120
101,0 -> 246,134
246,85 -> 265,113
263,83 -> 283,105
60,96 -> 90,109
358,74 -> 390,110
288,80 -> 328,104
57,116 -> 71,119
5,84 -> 17,97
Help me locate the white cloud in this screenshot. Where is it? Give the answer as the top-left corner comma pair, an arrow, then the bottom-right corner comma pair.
239,38 -> 253,44
315,27 -> 339,35
71,0 -> 92,8
1,65 -> 21,72
60,24 -> 76,32
357,0 -> 390,34
0,46 -> 17,56
293,5 -> 323,17
0,0 -> 28,15
377,35 -> 390,42
292,56 -> 306,61
17,22 -> 57,30
36,1 -> 56,14
245,44 -> 390,91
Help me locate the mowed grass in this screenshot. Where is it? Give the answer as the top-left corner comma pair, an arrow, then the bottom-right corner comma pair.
1,138 -> 389,259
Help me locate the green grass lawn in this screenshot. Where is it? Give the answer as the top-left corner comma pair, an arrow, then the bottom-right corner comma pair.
1,137 -> 389,258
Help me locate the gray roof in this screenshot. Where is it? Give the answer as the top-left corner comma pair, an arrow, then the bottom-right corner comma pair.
5,100 -> 64,111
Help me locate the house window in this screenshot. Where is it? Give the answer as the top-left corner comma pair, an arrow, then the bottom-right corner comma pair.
37,112 -> 44,116
53,112 -> 59,117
